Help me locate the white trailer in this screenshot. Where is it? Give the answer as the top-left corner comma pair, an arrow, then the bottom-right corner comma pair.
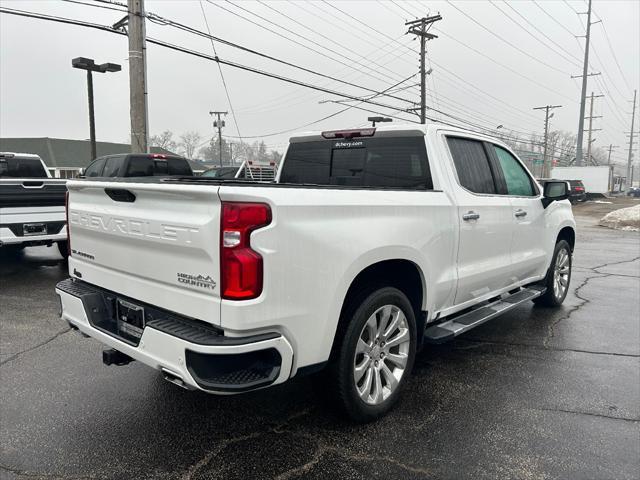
551,166 -> 612,194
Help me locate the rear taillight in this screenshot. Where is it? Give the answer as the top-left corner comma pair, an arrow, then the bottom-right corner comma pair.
65,190 -> 71,256
575,187 -> 584,191
220,202 -> 271,300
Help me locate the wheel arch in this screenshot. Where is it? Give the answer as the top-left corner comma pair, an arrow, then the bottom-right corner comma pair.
328,258 -> 428,358
556,226 -> 576,251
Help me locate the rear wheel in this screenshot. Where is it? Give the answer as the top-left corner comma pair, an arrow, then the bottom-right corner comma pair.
328,287 -> 417,422
533,239 -> 572,307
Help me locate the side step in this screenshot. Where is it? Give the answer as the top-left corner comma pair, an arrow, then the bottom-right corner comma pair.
423,286 -> 545,344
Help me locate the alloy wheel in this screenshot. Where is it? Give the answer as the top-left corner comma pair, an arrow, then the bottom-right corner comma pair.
353,304 -> 410,405
553,247 -> 570,300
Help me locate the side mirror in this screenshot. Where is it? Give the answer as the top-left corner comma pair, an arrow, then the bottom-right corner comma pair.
542,181 -> 569,208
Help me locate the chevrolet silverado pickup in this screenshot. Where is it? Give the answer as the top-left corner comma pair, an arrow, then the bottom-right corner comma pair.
0,152 -> 68,257
56,124 -> 575,421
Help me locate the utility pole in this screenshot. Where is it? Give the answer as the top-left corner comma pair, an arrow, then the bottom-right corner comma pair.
607,145 -> 618,192
573,0 -> 600,166
585,92 -> 604,165
128,0 -> 149,153
209,111 -> 227,166
533,105 -> 562,178
627,90 -> 637,187
406,14 -> 442,124
607,144 -> 618,165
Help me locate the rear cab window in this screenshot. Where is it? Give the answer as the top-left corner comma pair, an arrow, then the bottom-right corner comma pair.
0,156 -> 48,178
125,156 -> 192,177
279,135 -> 432,189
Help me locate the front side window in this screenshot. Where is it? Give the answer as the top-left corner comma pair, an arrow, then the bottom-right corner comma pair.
446,137 -> 495,194
493,146 -> 535,196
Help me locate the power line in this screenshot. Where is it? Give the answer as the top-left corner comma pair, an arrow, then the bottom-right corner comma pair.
225,74 -> 419,139
321,0 -> 557,124
445,0 -> 571,76
61,0 -> 126,13
491,1 -> 583,68
591,5 -> 634,92
433,30 -> 576,102
0,7 -> 416,118
214,0 -> 413,95
255,0 -> 412,89
198,1 -> 242,141
143,5 -> 417,106
390,0 -> 419,19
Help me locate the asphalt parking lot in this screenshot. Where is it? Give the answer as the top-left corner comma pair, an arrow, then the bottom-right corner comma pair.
1,198 -> 639,480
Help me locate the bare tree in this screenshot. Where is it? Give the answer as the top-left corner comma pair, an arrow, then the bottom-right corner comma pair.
179,131 -> 202,159
149,130 -> 177,152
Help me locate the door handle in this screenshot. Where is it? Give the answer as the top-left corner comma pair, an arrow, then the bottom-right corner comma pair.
515,209 -> 527,218
462,211 -> 480,221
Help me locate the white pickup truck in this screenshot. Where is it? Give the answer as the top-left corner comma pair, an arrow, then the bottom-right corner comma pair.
56,124 -> 575,421
0,152 -> 68,257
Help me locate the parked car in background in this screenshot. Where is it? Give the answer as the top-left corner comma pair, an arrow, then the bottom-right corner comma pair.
0,152 -> 68,257
81,153 -> 193,178
567,180 -> 587,203
201,166 -> 239,178
627,187 -> 640,198
57,124 -> 575,421
537,179 -> 584,204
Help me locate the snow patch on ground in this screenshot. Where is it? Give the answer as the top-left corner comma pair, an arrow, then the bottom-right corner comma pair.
599,205 -> 640,231
589,200 -> 613,204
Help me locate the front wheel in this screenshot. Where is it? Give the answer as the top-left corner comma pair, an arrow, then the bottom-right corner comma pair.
329,287 -> 417,422
533,239 -> 572,307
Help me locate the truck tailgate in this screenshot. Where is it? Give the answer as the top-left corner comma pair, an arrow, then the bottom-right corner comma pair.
67,180 -> 222,325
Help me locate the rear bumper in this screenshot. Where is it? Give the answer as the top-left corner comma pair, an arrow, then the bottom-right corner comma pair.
569,193 -> 587,202
0,226 -> 66,245
55,278 -> 293,394
0,207 -> 67,245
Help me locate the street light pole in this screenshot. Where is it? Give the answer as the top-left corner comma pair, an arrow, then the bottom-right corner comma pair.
86,70 -> 97,161
72,57 -> 121,161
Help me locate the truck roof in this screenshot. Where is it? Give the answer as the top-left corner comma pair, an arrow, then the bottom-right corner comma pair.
288,122 -> 502,144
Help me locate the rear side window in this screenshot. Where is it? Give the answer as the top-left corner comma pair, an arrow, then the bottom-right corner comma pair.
125,156 -> 191,176
0,157 -> 48,178
84,158 -> 105,177
102,157 -> 122,177
446,137 -> 495,194
492,146 -> 535,196
167,159 -> 192,175
280,137 -> 432,189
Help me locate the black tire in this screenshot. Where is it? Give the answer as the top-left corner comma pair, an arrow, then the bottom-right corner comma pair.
327,286 -> 417,423
533,239 -> 572,307
57,241 -> 69,259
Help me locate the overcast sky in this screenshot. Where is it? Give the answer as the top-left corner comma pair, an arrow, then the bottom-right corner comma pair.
1,0 -> 638,166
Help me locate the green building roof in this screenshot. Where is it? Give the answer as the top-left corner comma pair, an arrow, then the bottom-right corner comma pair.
0,137 -> 175,169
